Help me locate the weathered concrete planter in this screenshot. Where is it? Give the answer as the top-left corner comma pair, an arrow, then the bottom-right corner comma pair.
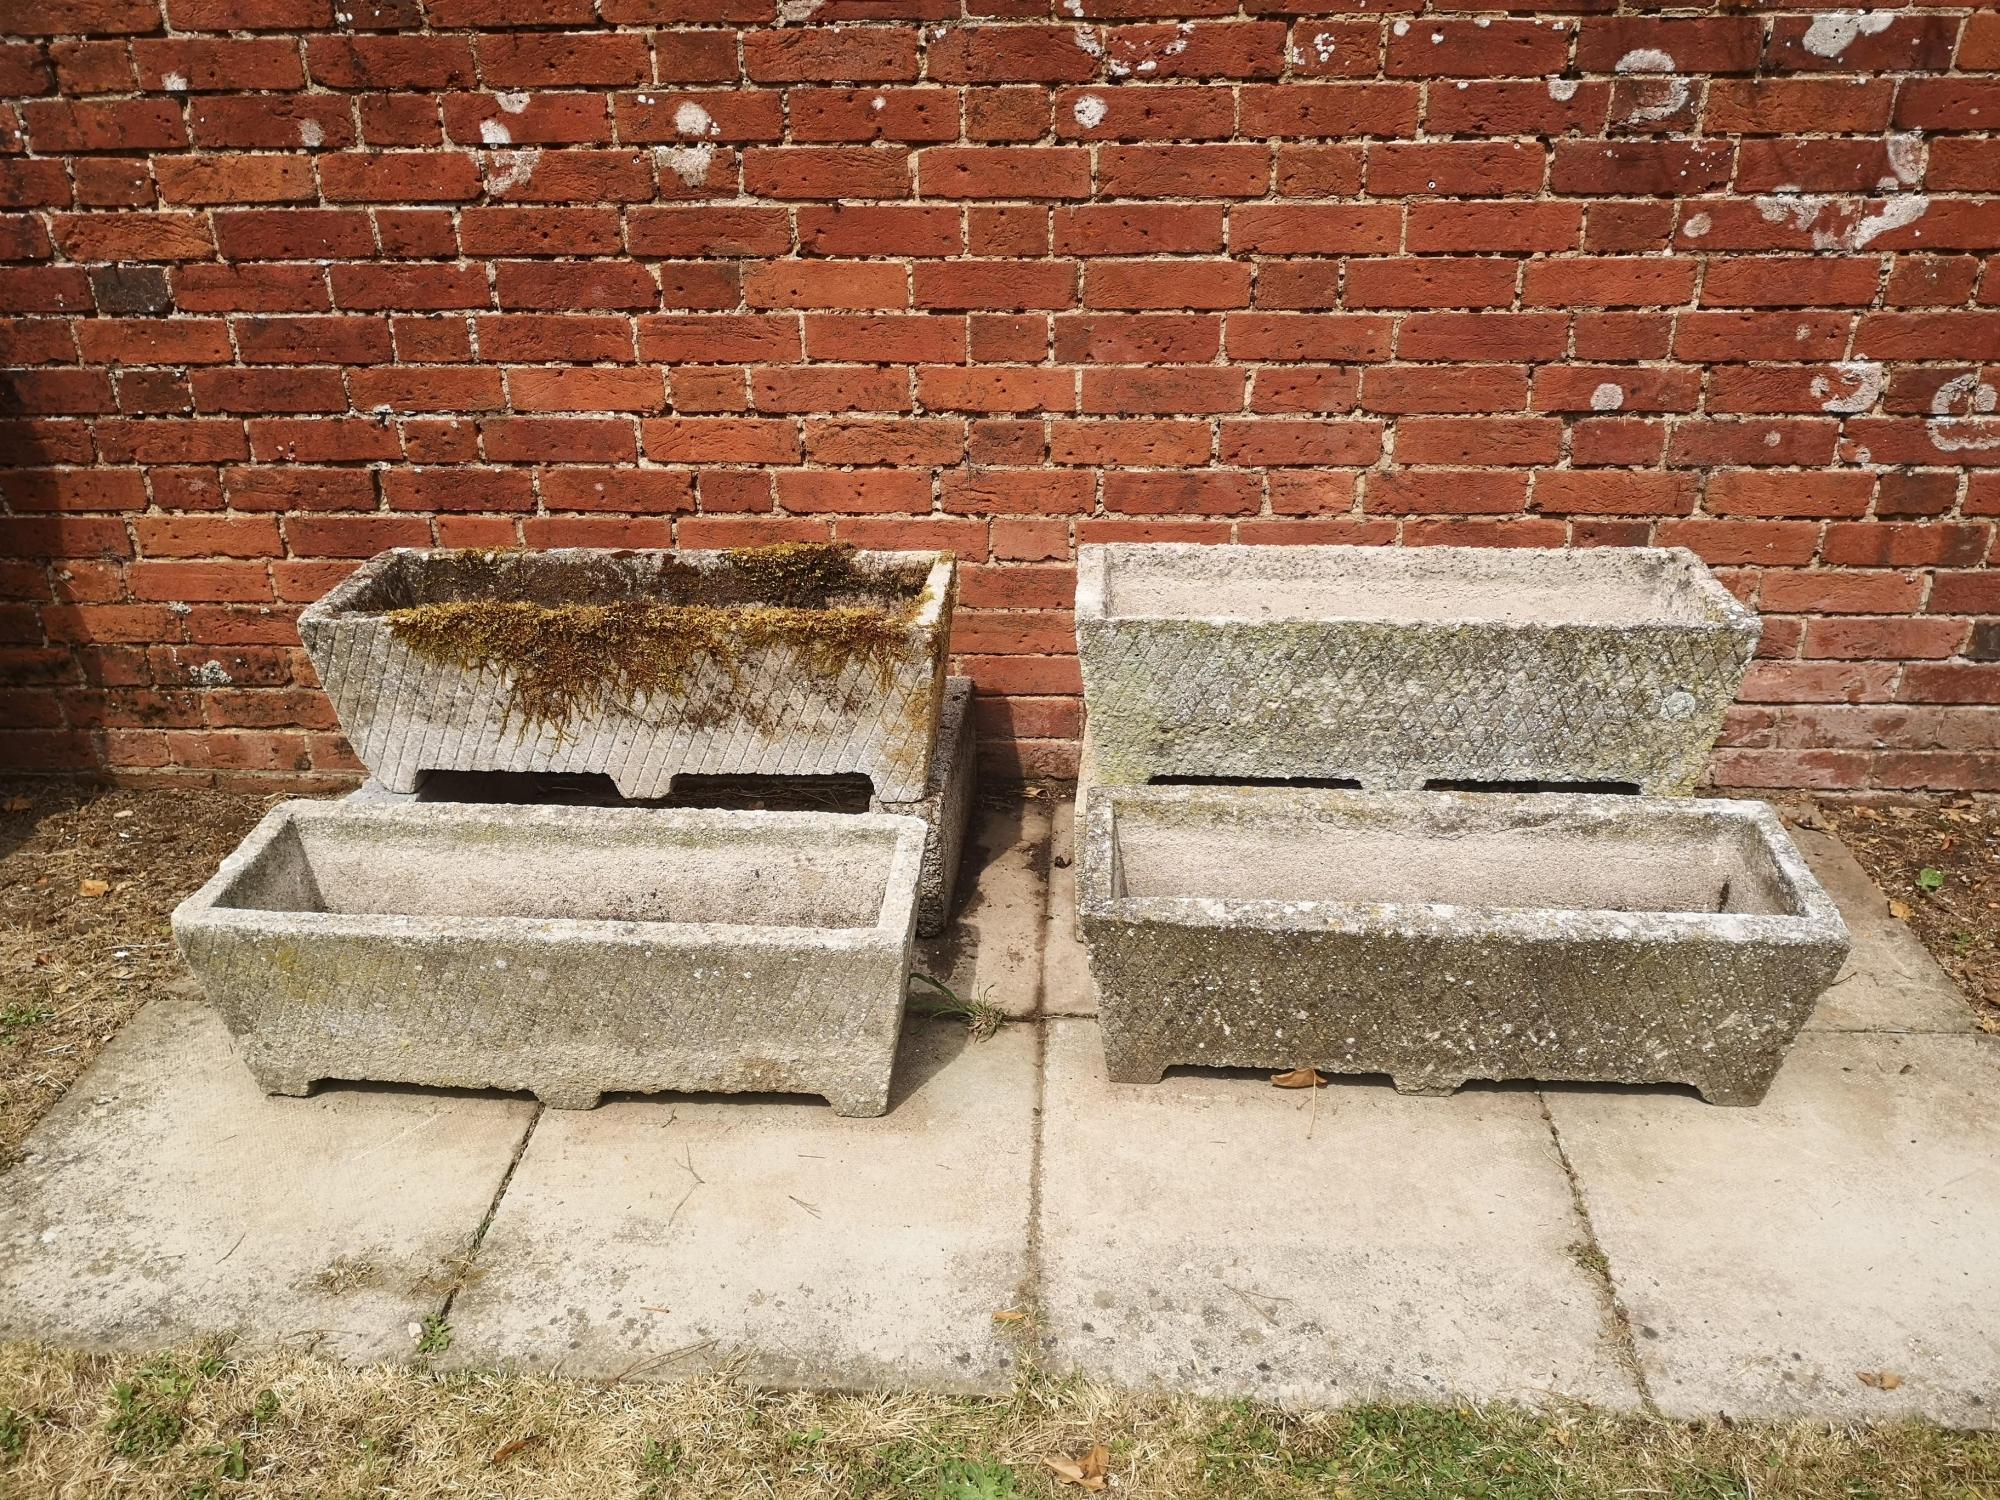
172,800 -> 927,1116
1076,543 -> 1759,794
300,546 -> 955,803
1079,786 -> 1847,1105
347,677 -> 978,938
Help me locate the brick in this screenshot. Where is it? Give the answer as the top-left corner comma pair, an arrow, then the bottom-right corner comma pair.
744,27 -> 918,84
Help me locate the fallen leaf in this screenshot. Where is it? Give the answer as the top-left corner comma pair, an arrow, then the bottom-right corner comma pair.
1857,1370 -> 1903,1391
77,879 -> 110,898
993,1308 -> 1027,1324
1271,1067 -> 1326,1089
1916,867 -> 1945,892
490,1434 -> 544,1465
1043,1444 -> 1110,1491
3,795 -> 29,813
1888,899 -> 1914,921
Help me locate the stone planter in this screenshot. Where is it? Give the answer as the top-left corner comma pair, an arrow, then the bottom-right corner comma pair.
1078,785 -> 1847,1105
347,677 -> 979,938
300,545 -> 955,804
1076,543 -> 1759,794
172,800 -> 927,1116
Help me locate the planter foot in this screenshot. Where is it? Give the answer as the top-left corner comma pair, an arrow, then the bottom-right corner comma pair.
1103,1053 -> 1167,1086
1392,1075 -> 1465,1098
536,1085 -> 604,1111
824,1087 -> 890,1119
1693,1075 -> 1772,1108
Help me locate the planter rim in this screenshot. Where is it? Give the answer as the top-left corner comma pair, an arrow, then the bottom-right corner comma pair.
1076,542 -> 1758,635
1078,784 -> 1846,946
173,798 -> 928,947
299,546 -> 956,636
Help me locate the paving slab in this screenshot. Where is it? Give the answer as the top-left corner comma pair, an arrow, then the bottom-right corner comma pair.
1791,828 -> 1973,1035
1035,1020 -> 1641,1407
911,798 -> 1051,1019
1549,1032 -> 2000,1426
0,1000 -> 536,1363
1041,795 -> 1098,1017
446,1019 -> 1038,1391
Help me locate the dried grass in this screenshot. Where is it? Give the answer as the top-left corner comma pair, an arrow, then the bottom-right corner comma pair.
2,1341 -> 1996,1499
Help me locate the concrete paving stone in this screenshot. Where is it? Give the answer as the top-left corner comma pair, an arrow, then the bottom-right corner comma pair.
0,1000 -> 536,1363
1035,1020 -> 1642,1408
911,798 -> 1051,1020
1549,1032 -> 2000,1427
445,1019 -> 1039,1391
1791,828 -> 1973,1035
1042,796 -> 1098,1018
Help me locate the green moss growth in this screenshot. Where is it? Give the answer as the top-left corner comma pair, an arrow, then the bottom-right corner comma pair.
381,543 -> 932,736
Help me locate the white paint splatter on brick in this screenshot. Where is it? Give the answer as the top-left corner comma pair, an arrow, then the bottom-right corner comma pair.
497,92 -> 530,115
1927,373 -> 2000,453
479,119 -> 511,145
1615,48 -> 1676,73
162,72 -> 188,91
1623,77 -> 1691,126
298,118 -> 323,148
1682,211 -> 1711,239
1072,93 -> 1108,129
1755,190 -> 1930,251
658,144 -> 714,187
1811,361 -> 1884,416
1886,131 -> 1924,187
1546,77 -> 1579,101
1590,383 -> 1625,412
1802,12 -> 1894,59
481,147 -> 540,194
675,101 -> 719,138
1847,194 -> 1929,249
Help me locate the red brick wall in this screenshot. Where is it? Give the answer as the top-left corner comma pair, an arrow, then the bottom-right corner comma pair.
2,3 -> 1998,793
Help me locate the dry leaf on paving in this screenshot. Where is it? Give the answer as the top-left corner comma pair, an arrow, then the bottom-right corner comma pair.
77,879 -> 110,899
1857,1370 -> 1903,1391
992,1308 -> 1027,1324
3,796 -> 29,813
1043,1443 -> 1110,1490
1271,1067 -> 1326,1089
1887,899 -> 1914,921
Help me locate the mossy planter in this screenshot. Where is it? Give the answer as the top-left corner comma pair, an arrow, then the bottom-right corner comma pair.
300,546 -> 955,803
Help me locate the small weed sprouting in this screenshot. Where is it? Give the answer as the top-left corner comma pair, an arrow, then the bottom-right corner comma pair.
0,1406 -> 29,1461
935,1457 -> 1022,1500
640,1436 -> 682,1474
415,1316 -> 453,1357
0,1003 -> 51,1033
910,973 -> 1005,1041
106,1355 -> 206,1459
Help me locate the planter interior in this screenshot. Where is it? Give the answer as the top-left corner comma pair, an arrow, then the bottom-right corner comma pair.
220,806 -> 897,932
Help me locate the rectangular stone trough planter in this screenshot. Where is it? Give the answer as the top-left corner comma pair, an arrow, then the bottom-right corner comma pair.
172,800 -> 927,1117
1076,543 -> 1759,794
1078,785 -> 1849,1106
300,545 -> 955,804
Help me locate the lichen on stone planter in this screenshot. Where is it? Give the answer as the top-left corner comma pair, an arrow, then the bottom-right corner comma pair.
1078,784 -> 1849,1106
1076,543 -> 1760,795
300,544 -> 955,803
172,799 -> 928,1117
